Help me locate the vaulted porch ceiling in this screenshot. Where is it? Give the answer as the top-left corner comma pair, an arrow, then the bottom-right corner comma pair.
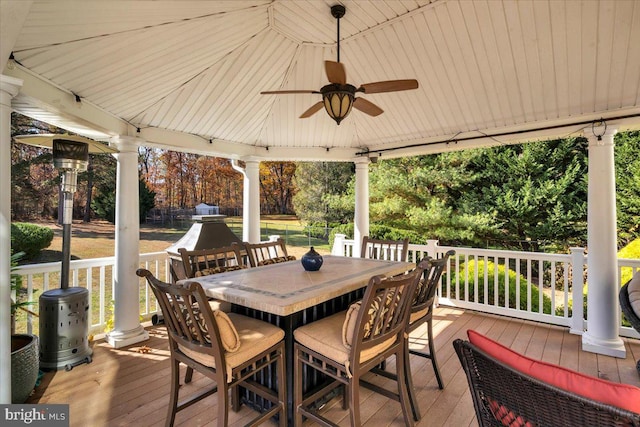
3,0 -> 640,161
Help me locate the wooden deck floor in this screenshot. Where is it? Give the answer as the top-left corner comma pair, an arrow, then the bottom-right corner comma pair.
28,307 -> 640,426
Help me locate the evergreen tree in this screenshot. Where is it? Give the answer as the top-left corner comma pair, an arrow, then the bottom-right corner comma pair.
615,131 -> 640,246
368,152 -> 495,245
460,138 -> 588,251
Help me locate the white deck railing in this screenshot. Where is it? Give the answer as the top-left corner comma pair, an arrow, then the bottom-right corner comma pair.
332,235 -> 640,339
14,252 -> 171,336
13,239 -> 640,340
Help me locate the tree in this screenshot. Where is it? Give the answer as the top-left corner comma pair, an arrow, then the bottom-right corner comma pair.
459,138 -> 588,251
293,162 -> 354,225
260,162 -> 296,214
368,152 -> 495,245
615,131 -> 640,246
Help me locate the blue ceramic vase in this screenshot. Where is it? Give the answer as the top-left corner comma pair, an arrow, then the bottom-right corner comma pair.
301,247 -> 323,271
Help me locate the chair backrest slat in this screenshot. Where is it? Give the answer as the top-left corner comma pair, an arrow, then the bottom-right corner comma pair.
361,236 -> 409,262
351,259 -> 428,358
179,244 -> 246,278
244,238 -> 295,267
137,269 -> 225,363
412,250 -> 455,317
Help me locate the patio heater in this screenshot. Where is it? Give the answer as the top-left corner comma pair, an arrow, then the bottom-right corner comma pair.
39,139 -> 93,371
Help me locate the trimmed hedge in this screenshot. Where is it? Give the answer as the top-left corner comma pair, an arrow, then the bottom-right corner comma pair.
11,222 -> 54,260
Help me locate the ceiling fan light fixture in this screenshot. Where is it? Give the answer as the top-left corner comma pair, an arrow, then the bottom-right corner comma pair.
321,84 -> 355,125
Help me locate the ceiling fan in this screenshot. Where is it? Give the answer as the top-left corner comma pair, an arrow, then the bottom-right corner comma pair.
260,4 -> 419,125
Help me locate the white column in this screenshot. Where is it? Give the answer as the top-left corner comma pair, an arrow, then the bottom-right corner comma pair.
231,159 -> 261,243
107,136 -> 148,348
581,125 -> 625,358
0,74 -> 22,404
245,160 -> 261,243
354,158 -> 370,257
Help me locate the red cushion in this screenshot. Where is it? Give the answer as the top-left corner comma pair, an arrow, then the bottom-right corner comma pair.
468,330 -> 640,414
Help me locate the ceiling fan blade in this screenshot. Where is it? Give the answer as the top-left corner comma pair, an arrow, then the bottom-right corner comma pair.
261,90 -> 319,95
358,79 -> 419,94
353,98 -> 383,116
300,101 -> 324,118
325,61 -> 346,85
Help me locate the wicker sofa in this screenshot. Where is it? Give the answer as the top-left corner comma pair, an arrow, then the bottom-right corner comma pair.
620,271 -> 640,374
454,330 -> 640,427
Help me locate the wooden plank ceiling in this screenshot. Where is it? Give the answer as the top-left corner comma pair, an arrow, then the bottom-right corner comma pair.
6,0 -> 640,160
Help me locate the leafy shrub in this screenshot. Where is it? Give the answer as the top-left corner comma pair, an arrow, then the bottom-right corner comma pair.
446,259 -> 552,314
618,238 -> 640,286
11,222 -> 54,259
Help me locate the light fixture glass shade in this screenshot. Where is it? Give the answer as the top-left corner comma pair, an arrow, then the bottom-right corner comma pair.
323,92 -> 353,125
321,83 -> 355,125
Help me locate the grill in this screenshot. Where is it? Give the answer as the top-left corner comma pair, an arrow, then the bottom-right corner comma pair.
166,215 -> 243,282
39,287 -> 92,371
154,215 -> 243,325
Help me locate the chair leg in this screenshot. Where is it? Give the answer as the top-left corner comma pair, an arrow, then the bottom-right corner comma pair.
404,336 -> 421,421
167,358 -> 180,427
218,383 -> 229,427
277,344 -> 287,427
428,320 -> 444,390
348,373 -> 361,427
396,350 -> 415,427
184,366 -> 193,383
231,384 -> 240,412
294,345 -> 304,427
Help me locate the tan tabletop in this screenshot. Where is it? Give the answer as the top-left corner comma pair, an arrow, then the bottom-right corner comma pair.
179,255 -> 414,316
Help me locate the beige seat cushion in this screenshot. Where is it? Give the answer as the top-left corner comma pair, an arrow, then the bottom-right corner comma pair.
409,307 -> 428,324
180,313 -> 284,381
295,311 -> 396,370
628,272 -> 640,316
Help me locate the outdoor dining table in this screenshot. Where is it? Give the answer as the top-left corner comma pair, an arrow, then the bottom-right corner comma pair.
179,254 -> 414,425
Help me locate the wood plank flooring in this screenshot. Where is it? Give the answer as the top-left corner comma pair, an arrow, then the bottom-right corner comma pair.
28,307 -> 640,426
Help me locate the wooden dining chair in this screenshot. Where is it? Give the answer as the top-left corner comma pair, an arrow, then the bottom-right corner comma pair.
178,245 -> 247,278
361,236 -> 409,262
137,269 -> 287,427
244,238 -> 296,267
293,260 -> 427,427
178,245 -> 248,313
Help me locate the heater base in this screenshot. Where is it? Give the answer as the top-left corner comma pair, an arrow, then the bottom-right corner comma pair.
39,287 -> 93,371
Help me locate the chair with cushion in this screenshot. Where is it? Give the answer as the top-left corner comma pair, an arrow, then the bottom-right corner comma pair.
361,236 -> 409,262
178,245 -> 248,313
244,238 -> 296,267
136,269 -> 287,427
375,250 -> 455,421
293,260 -> 428,426
620,271 -> 640,374
454,330 -> 640,427
178,245 -> 247,278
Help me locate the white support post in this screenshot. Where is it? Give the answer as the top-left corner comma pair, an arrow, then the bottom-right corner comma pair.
231,159 -> 261,243
0,74 -> 23,404
245,160 -> 261,244
354,158 -> 370,257
569,247 -> 585,335
107,136 -> 148,348
581,125 -> 625,357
